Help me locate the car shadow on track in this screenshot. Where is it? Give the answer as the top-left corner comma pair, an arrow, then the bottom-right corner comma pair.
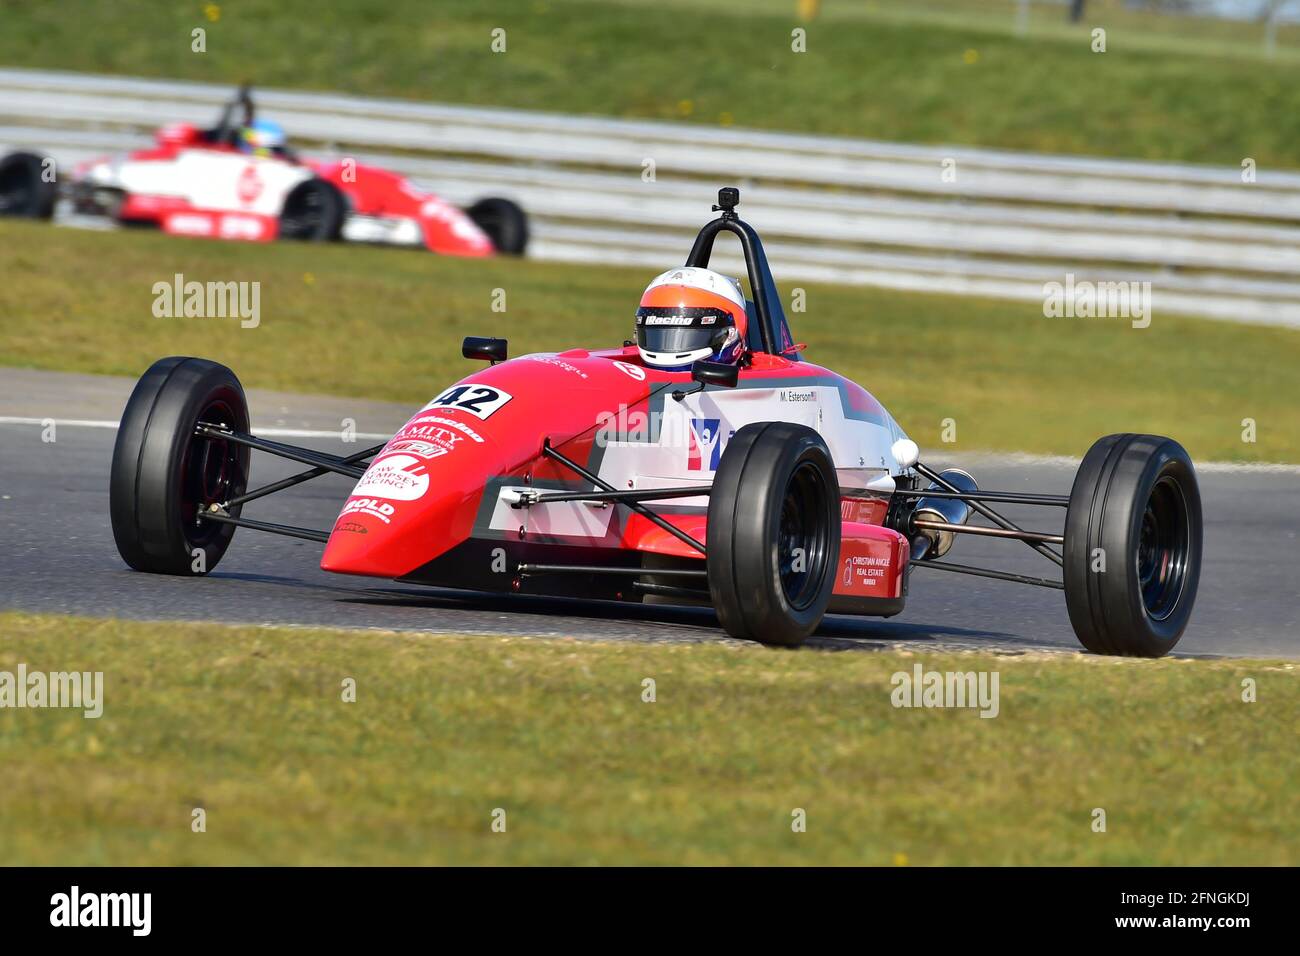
340,586 -> 1047,653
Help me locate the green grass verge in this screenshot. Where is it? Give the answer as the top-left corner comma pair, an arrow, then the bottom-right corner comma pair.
653,0 -> 1300,64
2,0 -> 1300,166
0,612 -> 1294,865
2,218 -> 1297,462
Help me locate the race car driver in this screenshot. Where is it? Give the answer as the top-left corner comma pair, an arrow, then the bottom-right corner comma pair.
238,119 -> 289,158
635,267 -> 749,370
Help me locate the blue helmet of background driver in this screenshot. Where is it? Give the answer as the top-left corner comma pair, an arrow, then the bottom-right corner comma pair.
239,119 -> 286,157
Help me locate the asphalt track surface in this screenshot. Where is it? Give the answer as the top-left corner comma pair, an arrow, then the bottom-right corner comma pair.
1,369 -> 1296,658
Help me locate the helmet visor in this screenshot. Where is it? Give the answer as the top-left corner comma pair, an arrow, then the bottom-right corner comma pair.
636,306 -> 732,358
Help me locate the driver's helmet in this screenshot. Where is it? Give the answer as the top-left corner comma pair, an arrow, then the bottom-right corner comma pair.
239,119 -> 286,157
635,267 -> 748,371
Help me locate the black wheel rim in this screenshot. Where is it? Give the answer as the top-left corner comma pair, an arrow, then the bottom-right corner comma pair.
1136,474 -> 1190,621
179,398 -> 245,547
281,186 -> 326,238
777,459 -> 832,611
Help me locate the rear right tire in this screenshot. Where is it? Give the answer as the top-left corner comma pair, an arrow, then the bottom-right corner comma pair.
466,196 -> 528,255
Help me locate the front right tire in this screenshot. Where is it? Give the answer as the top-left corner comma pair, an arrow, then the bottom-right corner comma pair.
110,357 -> 250,575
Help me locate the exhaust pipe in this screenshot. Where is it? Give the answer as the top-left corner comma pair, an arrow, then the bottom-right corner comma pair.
912,468 -> 978,559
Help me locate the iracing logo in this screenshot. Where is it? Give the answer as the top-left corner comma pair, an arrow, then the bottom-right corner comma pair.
688,418 -> 723,471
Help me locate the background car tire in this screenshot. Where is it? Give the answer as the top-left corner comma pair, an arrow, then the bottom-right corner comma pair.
0,151 -> 58,219
1063,433 -> 1202,657
466,196 -> 528,255
706,422 -> 840,646
110,357 -> 250,575
278,178 -> 344,241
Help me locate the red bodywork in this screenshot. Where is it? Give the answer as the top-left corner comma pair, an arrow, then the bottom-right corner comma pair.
320,346 -> 909,614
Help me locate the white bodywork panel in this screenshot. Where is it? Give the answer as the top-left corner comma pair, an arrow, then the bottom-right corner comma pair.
492,376 -> 909,536
86,149 -> 313,216
597,381 -> 906,491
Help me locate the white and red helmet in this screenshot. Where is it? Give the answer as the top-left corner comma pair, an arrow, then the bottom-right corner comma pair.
635,267 -> 749,371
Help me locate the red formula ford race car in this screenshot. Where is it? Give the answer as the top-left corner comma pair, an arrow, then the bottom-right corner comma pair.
0,86 -> 526,255
108,189 -> 1202,657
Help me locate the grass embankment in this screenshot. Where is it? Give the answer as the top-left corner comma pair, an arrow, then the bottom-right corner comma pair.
2,218 -> 1296,462
1,0 -> 1298,166
0,612 -> 1295,865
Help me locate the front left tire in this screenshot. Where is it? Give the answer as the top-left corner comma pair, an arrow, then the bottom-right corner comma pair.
706,422 -> 840,646
110,357 -> 250,575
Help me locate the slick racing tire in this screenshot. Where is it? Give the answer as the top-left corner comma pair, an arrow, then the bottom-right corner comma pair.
1063,434 -> 1202,657
110,357 -> 250,575
0,151 -> 58,219
707,422 -> 840,647
278,178 -> 344,241
467,196 -> 528,255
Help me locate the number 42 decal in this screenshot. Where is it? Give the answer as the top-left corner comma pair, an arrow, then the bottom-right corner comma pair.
425,383 -> 514,420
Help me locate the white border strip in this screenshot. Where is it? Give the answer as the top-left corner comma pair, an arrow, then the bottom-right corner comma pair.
0,416 -> 392,441
1,417 -> 1294,473
935,450 -> 1300,475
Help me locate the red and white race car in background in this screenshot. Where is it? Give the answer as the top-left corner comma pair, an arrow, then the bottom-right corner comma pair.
0,86 -> 528,256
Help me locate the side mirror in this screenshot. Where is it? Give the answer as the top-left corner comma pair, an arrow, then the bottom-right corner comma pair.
691,359 -> 738,389
462,336 -> 507,364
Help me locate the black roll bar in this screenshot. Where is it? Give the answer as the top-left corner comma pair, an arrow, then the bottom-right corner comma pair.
684,188 -> 791,358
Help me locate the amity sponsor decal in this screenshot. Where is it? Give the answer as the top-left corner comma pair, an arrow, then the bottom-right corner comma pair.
336,413 -> 487,527
387,415 -> 487,461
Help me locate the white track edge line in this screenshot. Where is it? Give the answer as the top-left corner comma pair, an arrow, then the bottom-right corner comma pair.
0,416 -> 391,440
0,417 -> 1294,473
